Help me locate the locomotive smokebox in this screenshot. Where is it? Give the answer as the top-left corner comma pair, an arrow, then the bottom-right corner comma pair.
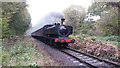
61,18 -> 65,25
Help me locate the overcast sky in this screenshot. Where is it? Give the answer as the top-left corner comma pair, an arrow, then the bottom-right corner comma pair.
27,0 -> 93,26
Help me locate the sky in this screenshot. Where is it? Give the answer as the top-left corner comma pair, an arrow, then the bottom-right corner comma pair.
27,0 -> 93,26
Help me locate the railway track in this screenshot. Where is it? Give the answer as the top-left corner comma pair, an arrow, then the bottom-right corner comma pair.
33,37 -> 120,67
59,47 -> 120,68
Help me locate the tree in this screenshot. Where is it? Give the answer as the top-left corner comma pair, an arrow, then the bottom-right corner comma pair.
9,7 -> 31,35
1,2 -> 31,38
88,2 -> 108,16
88,2 -> 119,36
63,5 -> 86,33
96,7 -> 119,36
88,2 -> 120,16
79,21 -> 95,35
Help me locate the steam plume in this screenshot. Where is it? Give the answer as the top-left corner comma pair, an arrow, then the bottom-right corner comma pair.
26,11 -> 64,36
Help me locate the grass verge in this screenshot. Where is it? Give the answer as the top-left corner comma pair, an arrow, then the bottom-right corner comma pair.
1,36 -> 60,66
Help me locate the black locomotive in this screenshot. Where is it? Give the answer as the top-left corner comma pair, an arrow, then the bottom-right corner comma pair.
31,18 -> 75,47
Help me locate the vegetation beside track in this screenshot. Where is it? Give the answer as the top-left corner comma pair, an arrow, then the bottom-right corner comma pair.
69,34 -> 120,62
64,2 -> 120,63
1,36 -> 61,66
1,2 -> 61,66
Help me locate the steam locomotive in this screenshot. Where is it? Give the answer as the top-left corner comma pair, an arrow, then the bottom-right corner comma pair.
31,18 -> 75,47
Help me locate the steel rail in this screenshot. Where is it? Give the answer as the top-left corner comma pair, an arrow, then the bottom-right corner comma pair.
65,47 -> 120,68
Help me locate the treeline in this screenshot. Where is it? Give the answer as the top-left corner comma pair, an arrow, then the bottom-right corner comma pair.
1,2 -> 31,39
64,2 -> 120,36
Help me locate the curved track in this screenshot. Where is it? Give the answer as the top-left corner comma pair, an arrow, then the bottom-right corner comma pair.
59,47 -> 120,68
33,37 -> 120,67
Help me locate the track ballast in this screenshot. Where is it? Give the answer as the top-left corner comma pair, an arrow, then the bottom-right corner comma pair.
59,47 -> 120,68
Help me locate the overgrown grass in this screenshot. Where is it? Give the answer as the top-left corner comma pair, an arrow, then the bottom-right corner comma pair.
1,37 -> 60,66
2,38 -> 39,66
88,36 -> 120,48
70,34 -> 120,48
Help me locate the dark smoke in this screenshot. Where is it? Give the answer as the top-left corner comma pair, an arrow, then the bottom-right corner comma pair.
26,12 -> 65,36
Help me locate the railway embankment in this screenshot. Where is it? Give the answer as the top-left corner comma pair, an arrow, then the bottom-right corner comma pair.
2,36 -> 61,66
2,35 -> 119,66
70,39 -> 120,63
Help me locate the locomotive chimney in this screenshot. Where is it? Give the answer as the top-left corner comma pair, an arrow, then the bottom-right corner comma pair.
61,18 -> 65,25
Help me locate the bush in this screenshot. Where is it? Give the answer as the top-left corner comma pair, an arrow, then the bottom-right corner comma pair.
103,36 -> 119,42
90,36 -> 97,41
79,21 -> 94,35
78,34 -> 87,41
2,38 -> 40,66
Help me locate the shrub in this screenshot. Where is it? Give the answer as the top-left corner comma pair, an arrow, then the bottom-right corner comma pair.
103,36 -> 119,41
2,38 -> 39,66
